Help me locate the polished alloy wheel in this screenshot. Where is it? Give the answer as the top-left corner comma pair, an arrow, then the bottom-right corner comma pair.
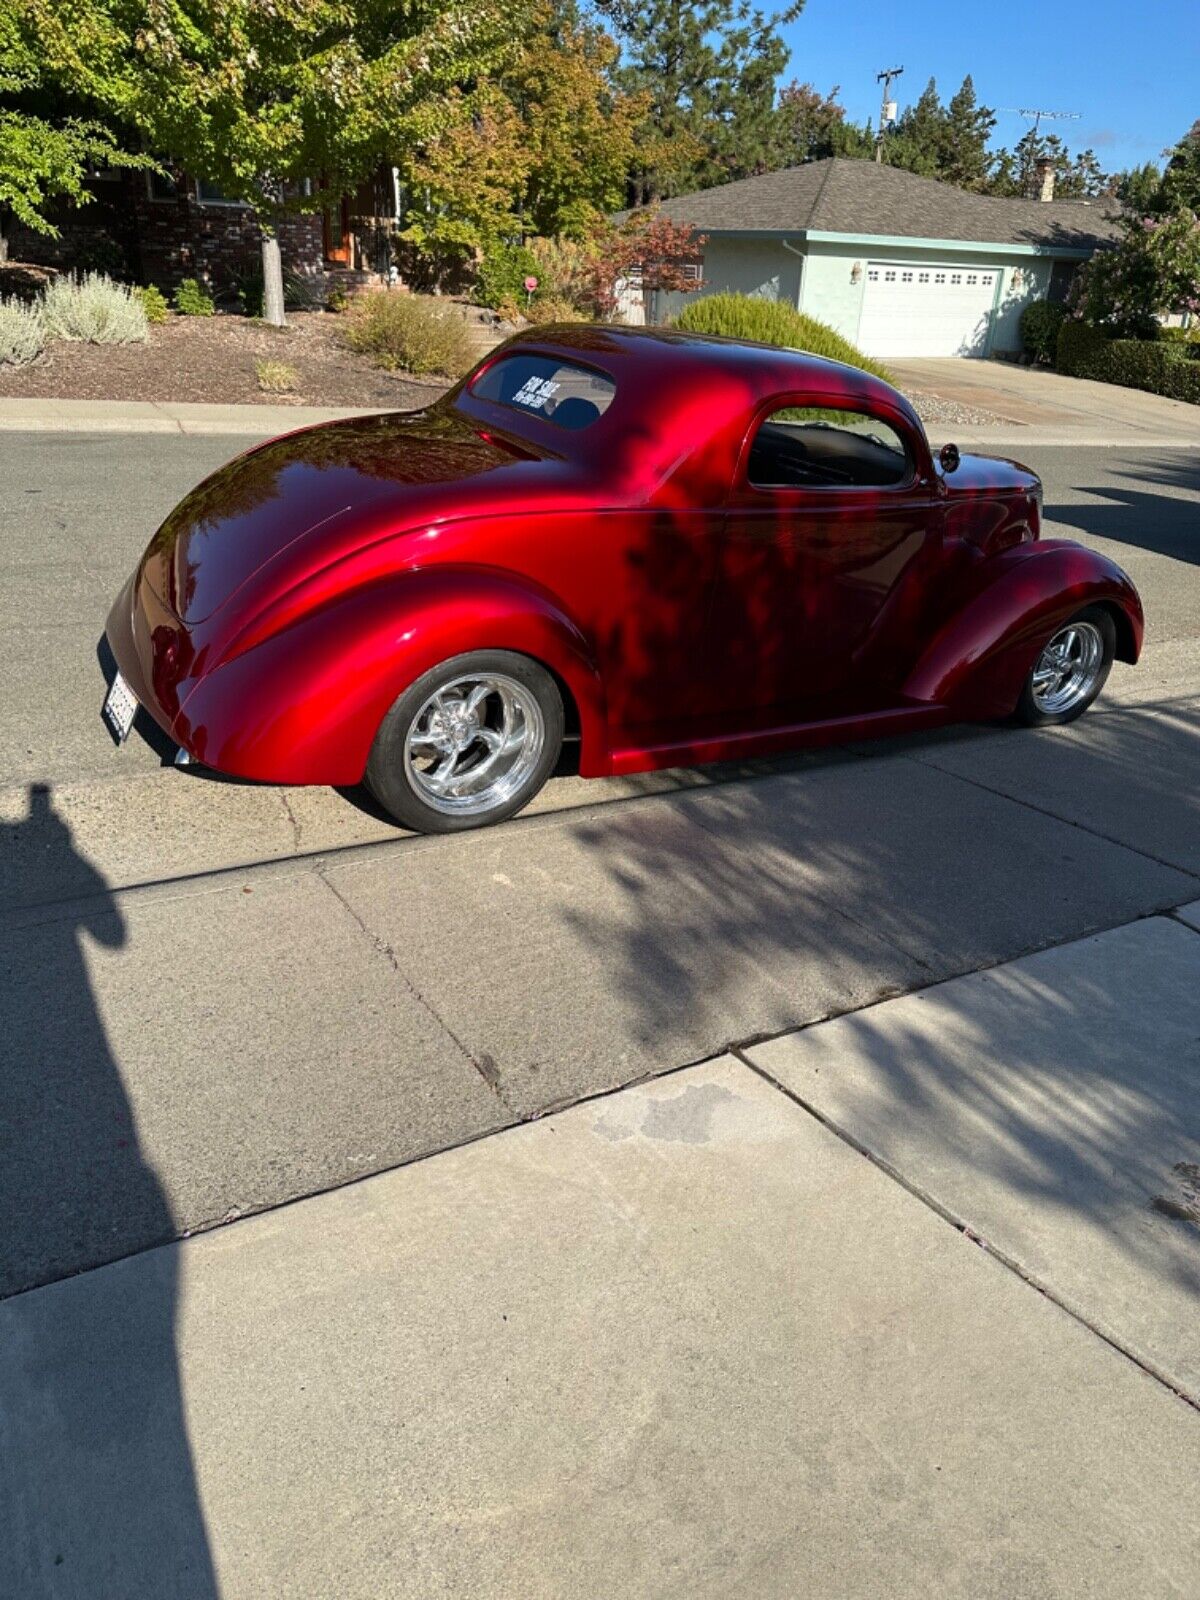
1030,621 -> 1105,716
404,672 -> 545,817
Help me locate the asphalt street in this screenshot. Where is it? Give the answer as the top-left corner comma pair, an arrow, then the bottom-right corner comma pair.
2,432 -> 1198,1297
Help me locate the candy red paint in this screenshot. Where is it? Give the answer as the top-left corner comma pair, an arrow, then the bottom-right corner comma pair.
105,324 -> 1143,788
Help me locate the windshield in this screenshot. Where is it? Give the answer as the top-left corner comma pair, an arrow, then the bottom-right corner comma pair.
469,354 -> 616,431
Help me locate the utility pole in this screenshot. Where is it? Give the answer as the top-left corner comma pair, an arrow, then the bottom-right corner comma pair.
875,66 -> 904,163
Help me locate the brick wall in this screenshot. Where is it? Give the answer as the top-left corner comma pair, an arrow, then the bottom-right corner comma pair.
9,175 -> 324,294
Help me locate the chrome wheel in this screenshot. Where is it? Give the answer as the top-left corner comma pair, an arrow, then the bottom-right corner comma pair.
1030,621 -> 1105,715
404,672 -> 545,817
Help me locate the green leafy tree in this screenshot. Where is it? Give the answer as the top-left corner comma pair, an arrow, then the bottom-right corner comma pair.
27,0 -> 523,321
597,0 -> 805,201
1111,161 -> 1162,212
942,76 -> 996,191
771,82 -> 873,167
1159,120 -> 1200,213
885,77 -> 948,177
990,129 -> 1108,198
1072,209 -> 1200,337
0,1 -> 150,261
504,3 -> 643,238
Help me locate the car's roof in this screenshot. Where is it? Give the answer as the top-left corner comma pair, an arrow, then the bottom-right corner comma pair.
499,321 -> 907,415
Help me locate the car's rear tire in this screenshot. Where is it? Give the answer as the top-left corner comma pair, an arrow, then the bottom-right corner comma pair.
366,650 -> 564,833
1012,605 -> 1115,728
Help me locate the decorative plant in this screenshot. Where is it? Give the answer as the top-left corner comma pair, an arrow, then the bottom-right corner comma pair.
255,359 -> 299,394
343,291 -> 475,377
174,278 -> 216,317
0,294 -> 45,364
40,272 -> 149,343
675,293 -> 893,382
134,284 -> 170,324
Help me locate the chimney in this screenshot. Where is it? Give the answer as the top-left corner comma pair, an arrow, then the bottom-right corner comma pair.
1035,157 -> 1056,202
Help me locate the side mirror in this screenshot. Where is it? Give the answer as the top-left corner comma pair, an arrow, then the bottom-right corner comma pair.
939,442 -> 961,474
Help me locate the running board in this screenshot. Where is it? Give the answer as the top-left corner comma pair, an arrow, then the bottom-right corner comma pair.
608,700 -> 951,777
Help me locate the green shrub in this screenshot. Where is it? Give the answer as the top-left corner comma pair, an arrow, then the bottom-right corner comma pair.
174,278 -> 215,317
0,296 -> 45,365
326,284 -> 351,314
41,272 -> 149,344
1093,339 -> 1200,402
1020,300 -> 1066,365
674,293 -> 892,382
343,291 -> 475,377
1155,324 -> 1200,347
135,284 -> 170,324
1055,318 -> 1107,376
475,242 -> 540,311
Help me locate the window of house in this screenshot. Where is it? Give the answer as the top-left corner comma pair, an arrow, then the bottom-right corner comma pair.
748,406 -> 911,490
146,170 -> 180,202
196,180 -> 250,207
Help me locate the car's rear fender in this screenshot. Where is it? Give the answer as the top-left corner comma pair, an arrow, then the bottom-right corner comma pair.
171,567 -> 608,785
902,540 -> 1143,718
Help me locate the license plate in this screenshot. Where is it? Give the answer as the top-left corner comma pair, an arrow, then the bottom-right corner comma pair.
103,670 -> 139,744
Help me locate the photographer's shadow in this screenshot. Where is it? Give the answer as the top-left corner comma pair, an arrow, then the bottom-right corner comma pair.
0,784 -> 217,1598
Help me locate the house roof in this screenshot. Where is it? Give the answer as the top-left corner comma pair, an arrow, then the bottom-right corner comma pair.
645,158 -> 1122,252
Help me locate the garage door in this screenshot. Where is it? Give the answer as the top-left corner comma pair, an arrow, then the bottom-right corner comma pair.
856,263 -> 1000,358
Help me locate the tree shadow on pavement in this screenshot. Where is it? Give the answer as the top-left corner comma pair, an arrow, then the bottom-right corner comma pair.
1047,453 -> 1200,565
559,701 -> 1200,1320
0,784 -> 217,1598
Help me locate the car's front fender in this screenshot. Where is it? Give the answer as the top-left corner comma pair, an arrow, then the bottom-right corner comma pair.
903,540 -> 1143,718
171,566 -> 608,785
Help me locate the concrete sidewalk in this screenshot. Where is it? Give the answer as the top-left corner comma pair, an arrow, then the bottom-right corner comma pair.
3,911 -> 1198,1599
0,396 -> 374,435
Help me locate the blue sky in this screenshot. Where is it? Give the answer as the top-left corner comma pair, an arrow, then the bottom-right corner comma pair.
779,0 -> 1199,175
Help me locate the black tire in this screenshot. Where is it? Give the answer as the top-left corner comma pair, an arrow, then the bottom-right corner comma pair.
366,650 -> 564,833
1012,605 -> 1115,728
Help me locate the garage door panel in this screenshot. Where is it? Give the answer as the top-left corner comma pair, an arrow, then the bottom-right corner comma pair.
857,263 -> 999,358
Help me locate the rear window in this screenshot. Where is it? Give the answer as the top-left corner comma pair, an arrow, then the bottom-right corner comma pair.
470,354 -> 615,431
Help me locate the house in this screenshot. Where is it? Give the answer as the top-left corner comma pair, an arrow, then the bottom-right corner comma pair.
8,167 -> 402,297
633,158 -> 1122,358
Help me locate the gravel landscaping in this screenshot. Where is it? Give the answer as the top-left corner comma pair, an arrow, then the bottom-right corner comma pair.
0,310 -> 450,410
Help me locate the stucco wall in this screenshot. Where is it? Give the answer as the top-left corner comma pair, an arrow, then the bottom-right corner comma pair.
800,240 -> 1056,354
654,236 -> 801,323
647,232 -> 1067,354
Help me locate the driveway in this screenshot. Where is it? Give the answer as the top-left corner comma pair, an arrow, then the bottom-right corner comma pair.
891,356 -> 1200,447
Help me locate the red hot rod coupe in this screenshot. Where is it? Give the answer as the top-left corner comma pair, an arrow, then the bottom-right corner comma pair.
104,324 -> 1142,832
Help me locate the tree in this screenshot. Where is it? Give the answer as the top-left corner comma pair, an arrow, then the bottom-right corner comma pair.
597,0 -> 805,201
1111,161 -> 1162,212
504,3 -> 643,239
942,76 -> 996,191
582,206 -> 705,318
27,0 -> 523,322
0,1 -> 150,261
989,129 -> 1108,199
771,82 -> 872,167
886,77 -> 948,177
1159,120 -> 1200,213
1074,208 -> 1200,336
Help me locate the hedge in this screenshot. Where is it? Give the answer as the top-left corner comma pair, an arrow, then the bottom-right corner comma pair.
1056,319 -> 1200,403
674,293 -> 892,383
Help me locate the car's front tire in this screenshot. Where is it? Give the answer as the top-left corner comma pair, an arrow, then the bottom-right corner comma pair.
365,650 -> 564,833
1013,605 -> 1115,728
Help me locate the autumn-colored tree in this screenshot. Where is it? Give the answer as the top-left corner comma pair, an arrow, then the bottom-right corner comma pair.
583,207 -> 705,319
505,4 -> 643,239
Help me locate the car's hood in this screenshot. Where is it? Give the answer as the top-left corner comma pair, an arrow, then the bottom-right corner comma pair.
140,407 -> 555,624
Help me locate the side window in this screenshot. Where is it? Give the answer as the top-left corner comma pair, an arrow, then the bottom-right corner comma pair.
748,406 -> 911,490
